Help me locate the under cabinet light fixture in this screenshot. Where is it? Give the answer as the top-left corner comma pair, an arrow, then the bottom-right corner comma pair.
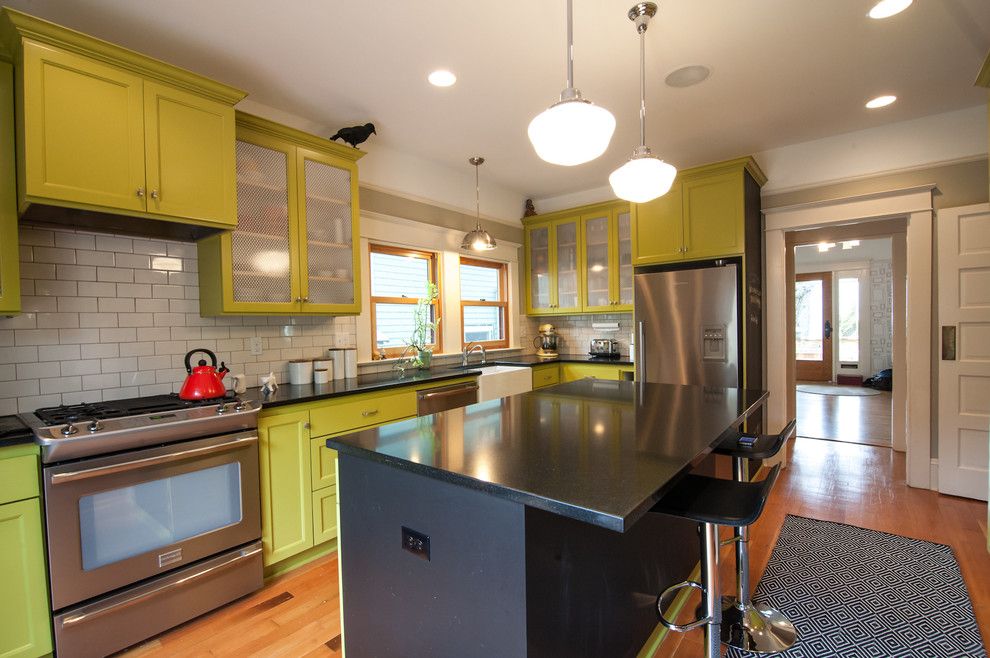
527,0 -> 615,166
461,157 -> 497,251
608,2 -> 677,204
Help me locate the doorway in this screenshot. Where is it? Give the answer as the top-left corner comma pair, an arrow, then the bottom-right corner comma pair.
793,238 -> 893,447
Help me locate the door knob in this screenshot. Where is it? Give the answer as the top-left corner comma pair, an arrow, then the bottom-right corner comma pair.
824,320 -> 832,340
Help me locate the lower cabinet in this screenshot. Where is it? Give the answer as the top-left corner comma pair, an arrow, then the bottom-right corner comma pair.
257,377 -> 476,568
532,364 -> 561,389
0,446 -> 52,658
559,363 -> 635,383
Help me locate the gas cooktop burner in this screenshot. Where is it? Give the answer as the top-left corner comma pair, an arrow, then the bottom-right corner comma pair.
33,392 -> 236,426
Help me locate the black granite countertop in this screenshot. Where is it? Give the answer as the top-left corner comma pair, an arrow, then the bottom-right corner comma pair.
0,414 -> 34,447
327,380 -> 767,532
485,353 -> 633,367
242,368 -> 483,409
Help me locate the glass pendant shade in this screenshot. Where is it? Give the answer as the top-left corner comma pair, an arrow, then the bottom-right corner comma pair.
528,97 -> 616,166
609,151 -> 676,203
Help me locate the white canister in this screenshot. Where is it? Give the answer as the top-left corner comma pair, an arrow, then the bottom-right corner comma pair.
314,359 -> 333,378
288,359 -> 313,386
328,349 -> 345,380
313,368 -> 330,385
343,348 -> 358,379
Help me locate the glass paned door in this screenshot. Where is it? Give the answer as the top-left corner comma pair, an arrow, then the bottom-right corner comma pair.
584,214 -> 611,308
837,276 -> 860,364
795,271 -> 833,381
616,210 -> 633,306
555,220 -> 580,311
231,139 -> 295,306
301,153 -> 355,307
527,225 -> 551,311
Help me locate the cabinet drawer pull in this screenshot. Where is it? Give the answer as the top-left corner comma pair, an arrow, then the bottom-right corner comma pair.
361,409 -> 379,417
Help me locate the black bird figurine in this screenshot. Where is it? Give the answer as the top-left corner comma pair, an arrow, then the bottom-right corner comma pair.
329,123 -> 376,148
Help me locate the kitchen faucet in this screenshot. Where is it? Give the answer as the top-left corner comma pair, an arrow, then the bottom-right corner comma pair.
462,342 -> 486,367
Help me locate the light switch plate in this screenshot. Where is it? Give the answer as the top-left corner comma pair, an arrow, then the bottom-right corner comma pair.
249,336 -> 263,356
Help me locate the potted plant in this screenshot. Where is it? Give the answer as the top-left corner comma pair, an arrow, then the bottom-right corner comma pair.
408,282 -> 440,369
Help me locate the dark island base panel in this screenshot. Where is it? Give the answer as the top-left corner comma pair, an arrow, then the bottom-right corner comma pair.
339,455 -> 697,658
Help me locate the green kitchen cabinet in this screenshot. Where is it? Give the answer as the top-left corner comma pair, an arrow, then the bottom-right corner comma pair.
0,445 -> 52,658
2,8 -> 244,231
0,58 -> 19,315
559,363 -> 635,383
258,409 -> 313,565
197,112 -> 363,316
524,216 -> 582,315
632,157 -> 765,266
580,202 -> 633,312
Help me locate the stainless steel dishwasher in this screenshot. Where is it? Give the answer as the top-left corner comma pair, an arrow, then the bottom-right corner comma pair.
416,381 -> 479,415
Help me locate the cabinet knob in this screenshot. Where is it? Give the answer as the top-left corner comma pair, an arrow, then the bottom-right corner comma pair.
304,422 -> 311,429
150,189 -> 160,200
136,187 -> 145,198
295,297 -> 302,302
303,297 -> 309,302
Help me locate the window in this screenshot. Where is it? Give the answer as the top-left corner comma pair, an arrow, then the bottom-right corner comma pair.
460,257 -> 508,348
837,274 -> 861,364
369,244 -> 441,358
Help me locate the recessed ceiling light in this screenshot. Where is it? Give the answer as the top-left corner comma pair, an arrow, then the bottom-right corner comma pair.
428,70 -> 456,87
817,242 -> 836,253
665,65 -> 711,88
865,94 -> 896,109
842,240 -> 861,250
868,0 -> 912,19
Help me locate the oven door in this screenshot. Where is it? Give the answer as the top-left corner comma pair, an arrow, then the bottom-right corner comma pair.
44,430 -> 261,610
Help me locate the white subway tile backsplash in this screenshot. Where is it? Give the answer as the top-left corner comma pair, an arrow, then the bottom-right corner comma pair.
78,282 -> 117,297
54,232 -> 96,250
81,343 -> 119,359
2,226 -> 354,410
40,376 -> 81,394
56,264 -> 97,281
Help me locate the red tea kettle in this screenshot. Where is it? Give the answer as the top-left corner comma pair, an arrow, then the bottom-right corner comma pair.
179,349 -> 229,400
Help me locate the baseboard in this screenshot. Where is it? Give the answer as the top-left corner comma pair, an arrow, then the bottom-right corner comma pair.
930,459 -> 939,491
263,540 -> 338,580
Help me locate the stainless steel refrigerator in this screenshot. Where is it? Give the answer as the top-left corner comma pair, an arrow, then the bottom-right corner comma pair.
634,260 -> 743,387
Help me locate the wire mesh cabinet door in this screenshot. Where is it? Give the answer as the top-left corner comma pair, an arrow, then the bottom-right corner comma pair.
296,147 -> 360,314
226,133 -> 301,313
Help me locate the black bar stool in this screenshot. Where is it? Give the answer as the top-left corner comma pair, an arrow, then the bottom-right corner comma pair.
651,463 -> 781,658
712,420 -> 797,653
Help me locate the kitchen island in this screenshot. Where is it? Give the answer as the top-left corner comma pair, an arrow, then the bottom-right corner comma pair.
327,379 -> 767,657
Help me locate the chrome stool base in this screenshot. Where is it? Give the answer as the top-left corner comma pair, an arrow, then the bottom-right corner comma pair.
721,597 -> 797,653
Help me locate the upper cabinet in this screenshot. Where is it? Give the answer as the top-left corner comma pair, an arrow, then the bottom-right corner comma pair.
197,113 -> 364,316
632,157 -> 766,266
0,59 -> 20,316
0,8 -> 245,235
523,201 -> 631,316
524,216 -> 582,315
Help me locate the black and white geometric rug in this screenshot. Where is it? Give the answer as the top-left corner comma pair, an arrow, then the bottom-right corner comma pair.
726,515 -> 986,658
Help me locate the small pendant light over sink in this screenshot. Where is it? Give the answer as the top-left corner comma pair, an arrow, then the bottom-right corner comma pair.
527,0 -> 615,166
609,2 -> 677,204
461,157 -> 497,251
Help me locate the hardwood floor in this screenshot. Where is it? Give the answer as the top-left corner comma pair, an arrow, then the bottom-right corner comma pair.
119,437 -> 988,657
657,437 -> 990,657
796,385 -> 892,446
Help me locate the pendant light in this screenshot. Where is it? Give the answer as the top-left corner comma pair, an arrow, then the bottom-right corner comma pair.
527,0 -> 616,166
461,157 -> 497,251
608,2 -> 677,203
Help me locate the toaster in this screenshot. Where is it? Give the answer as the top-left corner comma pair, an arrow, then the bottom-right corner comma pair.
589,338 -> 619,356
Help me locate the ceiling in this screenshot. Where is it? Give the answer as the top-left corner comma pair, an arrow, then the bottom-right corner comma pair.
5,0 -> 990,201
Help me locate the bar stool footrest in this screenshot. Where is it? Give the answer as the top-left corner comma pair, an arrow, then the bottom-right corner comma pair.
657,580 -> 711,632
721,596 -> 798,653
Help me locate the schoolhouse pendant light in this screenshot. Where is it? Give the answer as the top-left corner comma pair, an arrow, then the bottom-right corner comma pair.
608,2 -> 677,204
461,157 -> 497,251
527,0 -> 615,166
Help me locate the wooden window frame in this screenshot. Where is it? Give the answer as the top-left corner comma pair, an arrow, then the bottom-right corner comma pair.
369,244 -> 442,359
459,256 -> 509,350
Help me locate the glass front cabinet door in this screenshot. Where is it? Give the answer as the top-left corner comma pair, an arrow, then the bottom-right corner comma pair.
580,204 -> 633,312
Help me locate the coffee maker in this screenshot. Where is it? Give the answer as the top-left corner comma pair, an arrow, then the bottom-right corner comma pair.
533,323 -> 559,358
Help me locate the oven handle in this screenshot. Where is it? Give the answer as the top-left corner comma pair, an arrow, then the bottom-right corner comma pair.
59,544 -> 262,628
49,434 -> 258,485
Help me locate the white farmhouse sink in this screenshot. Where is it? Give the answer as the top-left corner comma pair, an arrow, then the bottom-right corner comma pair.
476,365 -> 532,402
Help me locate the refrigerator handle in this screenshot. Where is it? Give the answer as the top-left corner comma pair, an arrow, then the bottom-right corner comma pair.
637,321 -> 646,382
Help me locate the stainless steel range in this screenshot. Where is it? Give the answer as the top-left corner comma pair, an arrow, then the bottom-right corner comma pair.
22,394 -> 264,658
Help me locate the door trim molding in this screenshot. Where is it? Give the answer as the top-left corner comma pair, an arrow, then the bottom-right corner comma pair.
764,186 -> 933,489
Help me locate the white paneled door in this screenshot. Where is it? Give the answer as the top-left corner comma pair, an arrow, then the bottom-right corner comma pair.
938,203 -> 990,501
